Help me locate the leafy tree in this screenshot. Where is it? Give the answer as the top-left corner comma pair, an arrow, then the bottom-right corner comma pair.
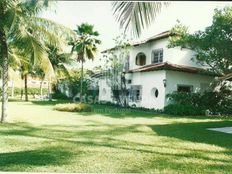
102,34 -> 131,106
0,0 -> 75,122
168,7 -> 232,78
112,2 -> 168,37
69,23 -> 101,102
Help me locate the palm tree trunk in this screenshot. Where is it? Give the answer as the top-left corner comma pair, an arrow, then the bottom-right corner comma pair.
24,74 -> 28,101
11,80 -> 14,98
80,59 -> 83,103
48,80 -> 52,101
20,74 -> 24,100
0,30 -> 8,123
40,80 -> 43,98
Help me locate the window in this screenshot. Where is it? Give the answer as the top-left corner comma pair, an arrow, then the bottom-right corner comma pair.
124,56 -> 130,72
129,85 -> 142,102
136,52 -> 146,66
177,85 -> 193,93
152,49 -> 163,63
151,87 -> 159,98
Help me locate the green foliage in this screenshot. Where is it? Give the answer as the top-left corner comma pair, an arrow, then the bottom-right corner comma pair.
2,87 -> 48,96
69,23 -> 101,62
54,103 -> 92,112
112,2 -> 167,37
169,7 -> 232,76
164,104 -> 204,116
166,84 -> 232,116
51,92 -> 69,100
102,35 -> 131,106
46,44 -> 73,79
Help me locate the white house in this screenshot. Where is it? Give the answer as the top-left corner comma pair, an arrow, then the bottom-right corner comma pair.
95,31 -> 215,109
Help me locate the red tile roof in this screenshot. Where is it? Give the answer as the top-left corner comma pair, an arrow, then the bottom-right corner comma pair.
128,62 -> 216,76
101,31 -> 173,53
133,30 -> 173,46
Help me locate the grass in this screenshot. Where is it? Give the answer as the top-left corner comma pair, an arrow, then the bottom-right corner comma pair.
0,100 -> 232,173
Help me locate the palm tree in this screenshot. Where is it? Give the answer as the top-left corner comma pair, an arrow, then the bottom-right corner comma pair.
46,44 -> 73,100
31,67 -> 45,99
112,2 -> 168,37
0,0 -> 75,122
69,23 -> 101,102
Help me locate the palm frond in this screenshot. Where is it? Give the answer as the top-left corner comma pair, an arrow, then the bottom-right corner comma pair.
112,2 -> 168,37
8,48 -> 29,70
56,63 -> 71,78
29,22 -> 64,48
31,16 -> 76,40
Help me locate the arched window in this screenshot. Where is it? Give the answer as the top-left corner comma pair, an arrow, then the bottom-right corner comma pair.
136,52 -> 146,66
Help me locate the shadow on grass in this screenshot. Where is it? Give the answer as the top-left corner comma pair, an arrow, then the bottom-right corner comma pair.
150,120 -> 232,149
1,120 -> 232,172
77,104 -> 161,118
0,146 -> 73,170
31,99 -> 72,106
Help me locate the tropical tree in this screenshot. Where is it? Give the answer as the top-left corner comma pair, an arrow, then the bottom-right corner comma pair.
69,23 -> 101,102
168,7 -> 232,80
102,34 -> 131,106
31,67 -> 45,99
112,2 -> 168,37
46,44 -> 73,100
0,0 -> 75,122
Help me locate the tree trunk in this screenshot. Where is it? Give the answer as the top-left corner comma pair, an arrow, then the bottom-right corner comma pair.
40,80 -> 43,98
11,80 -> 14,98
0,29 -> 9,123
80,59 -> 84,103
48,80 -> 52,101
24,74 -> 28,101
20,74 -> 24,100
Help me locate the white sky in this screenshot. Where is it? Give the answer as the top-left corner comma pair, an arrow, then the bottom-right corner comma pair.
41,1 -> 232,69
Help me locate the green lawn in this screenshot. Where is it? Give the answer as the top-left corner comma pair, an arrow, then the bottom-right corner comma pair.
0,100 -> 232,173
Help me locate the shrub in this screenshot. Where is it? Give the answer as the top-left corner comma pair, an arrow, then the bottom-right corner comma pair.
166,88 -> 232,116
1,87 -> 49,96
52,92 -> 69,100
164,104 -> 205,116
54,103 -> 92,112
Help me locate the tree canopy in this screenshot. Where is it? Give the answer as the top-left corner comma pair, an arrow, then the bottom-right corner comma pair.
169,7 -> 232,77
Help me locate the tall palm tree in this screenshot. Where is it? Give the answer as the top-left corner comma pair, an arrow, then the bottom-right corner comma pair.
0,0 -> 75,122
112,2 -> 168,37
69,23 -> 101,102
46,44 -> 73,100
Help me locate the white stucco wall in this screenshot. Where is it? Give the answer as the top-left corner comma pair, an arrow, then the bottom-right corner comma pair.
165,70 -> 215,105
97,70 -> 215,109
129,70 -> 166,109
98,77 -> 112,102
129,38 -> 204,70
97,35 -> 216,109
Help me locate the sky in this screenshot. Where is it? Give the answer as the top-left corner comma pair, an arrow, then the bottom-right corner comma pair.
41,1 -> 232,69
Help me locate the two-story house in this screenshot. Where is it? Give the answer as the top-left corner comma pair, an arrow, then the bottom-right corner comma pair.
96,31 -> 215,109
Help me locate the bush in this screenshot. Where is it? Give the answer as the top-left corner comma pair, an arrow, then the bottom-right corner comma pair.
1,87 -> 49,96
164,104 -> 204,116
166,88 -> 232,116
52,92 -> 69,100
54,103 -> 92,112
166,92 -> 201,107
